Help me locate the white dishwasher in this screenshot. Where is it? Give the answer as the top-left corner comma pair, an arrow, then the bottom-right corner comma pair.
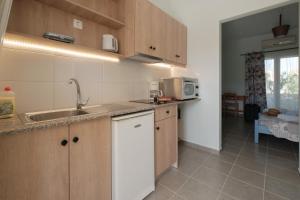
112,110 -> 155,200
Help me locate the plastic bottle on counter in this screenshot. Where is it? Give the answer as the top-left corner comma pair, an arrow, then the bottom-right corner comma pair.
0,86 -> 16,119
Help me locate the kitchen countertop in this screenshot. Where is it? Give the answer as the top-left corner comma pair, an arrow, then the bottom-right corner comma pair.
0,99 -> 200,136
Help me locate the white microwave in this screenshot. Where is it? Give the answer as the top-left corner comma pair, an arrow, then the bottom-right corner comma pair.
162,77 -> 199,100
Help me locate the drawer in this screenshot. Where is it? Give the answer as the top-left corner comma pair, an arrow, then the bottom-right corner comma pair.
155,105 -> 177,121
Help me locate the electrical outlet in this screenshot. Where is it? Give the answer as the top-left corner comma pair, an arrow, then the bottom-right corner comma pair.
73,19 -> 83,30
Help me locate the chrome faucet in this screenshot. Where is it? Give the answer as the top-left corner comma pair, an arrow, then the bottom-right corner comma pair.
68,78 -> 89,110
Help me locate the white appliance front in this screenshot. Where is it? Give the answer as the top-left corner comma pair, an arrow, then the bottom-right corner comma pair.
112,111 -> 155,200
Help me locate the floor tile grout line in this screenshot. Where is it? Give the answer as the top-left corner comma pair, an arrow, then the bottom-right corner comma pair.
262,135 -> 269,200
216,133 -> 249,200
264,189 -> 291,200
158,152 -> 214,200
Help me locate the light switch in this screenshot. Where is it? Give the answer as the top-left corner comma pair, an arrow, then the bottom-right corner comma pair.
73,19 -> 83,30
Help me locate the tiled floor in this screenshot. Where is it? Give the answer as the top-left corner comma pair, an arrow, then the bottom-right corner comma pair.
145,116 -> 300,200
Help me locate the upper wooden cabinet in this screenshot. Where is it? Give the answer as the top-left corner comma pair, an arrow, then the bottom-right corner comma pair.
130,0 -> 187,66
5,0 -> 187,66
165,17 -> 187,65
135,0 -> 166,58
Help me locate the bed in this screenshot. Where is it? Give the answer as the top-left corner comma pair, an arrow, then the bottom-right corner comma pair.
254,113 -> 299,144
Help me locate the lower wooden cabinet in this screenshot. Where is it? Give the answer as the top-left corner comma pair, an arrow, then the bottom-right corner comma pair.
0,126 -> 69,200
70,118 -> 111,200
0,117 -> 111,200
155,106 -> 178,178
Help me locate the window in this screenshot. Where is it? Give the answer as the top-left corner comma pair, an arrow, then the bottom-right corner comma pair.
264,51 -> 299,112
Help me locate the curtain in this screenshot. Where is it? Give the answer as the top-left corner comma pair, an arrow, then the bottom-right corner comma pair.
245,52 -> 267,110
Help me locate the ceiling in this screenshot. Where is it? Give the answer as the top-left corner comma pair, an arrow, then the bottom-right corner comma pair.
222,3 -> 299,40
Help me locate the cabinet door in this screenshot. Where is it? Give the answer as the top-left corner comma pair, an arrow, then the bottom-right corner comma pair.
165,16 -> 178,63
0,126 -> 69,200
176,23 -> 187,65
69,117 -> 111,200
155,116 -> 177,177
151,5 -> 166,58
135,0 -> 152,55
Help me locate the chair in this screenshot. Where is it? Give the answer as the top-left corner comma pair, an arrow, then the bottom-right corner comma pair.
222,93 -> 239,117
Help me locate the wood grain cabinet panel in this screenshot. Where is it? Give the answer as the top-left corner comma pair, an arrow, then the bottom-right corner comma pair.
155,116 -> 177,177
0,117 -> 111,200
150,5 -> 166,58
135,0 -> 152,55
0,126 -> 69,200
135,0 -> 166,58
69,117 -> 111,200
165,16 -> 178,63
133,0 -> 186,66
176,22 -> 187,65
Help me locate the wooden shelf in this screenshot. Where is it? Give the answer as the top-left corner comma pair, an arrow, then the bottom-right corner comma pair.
36,0 -> 125,29
3,32 -> 124,61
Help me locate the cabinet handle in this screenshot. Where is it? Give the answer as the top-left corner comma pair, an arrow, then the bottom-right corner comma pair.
153,47 -> 156,50
73,137 -> 79,143
134,124 -> 142,128
61,139 -> 68,146
176,55 -> 180,58
156,126 -> 160,130
149,46 -> 153,49
166,110 -> 170,114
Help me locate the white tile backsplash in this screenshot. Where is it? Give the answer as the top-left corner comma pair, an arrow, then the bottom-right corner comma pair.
0,48 -> 54,82
0,48 -> 171,113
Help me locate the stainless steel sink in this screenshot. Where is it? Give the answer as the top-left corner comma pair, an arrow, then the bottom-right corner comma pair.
26,110 -> 89,122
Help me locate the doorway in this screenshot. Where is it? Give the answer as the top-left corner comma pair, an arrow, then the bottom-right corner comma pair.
220,2 -> 300,199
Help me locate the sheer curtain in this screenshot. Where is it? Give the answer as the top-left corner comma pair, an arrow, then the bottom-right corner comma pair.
264,50 -> 299,113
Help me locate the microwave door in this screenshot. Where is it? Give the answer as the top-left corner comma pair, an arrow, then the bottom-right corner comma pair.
183,82 -> 196,98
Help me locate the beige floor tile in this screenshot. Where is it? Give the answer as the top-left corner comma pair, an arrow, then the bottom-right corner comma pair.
235,155 -> 266,174
158,169 -> 189,192
222,178 -> 263,200
203,156 -> 233,174
222,144 -> 242,155
179,146 -> 211,164
212,152 -> 237,164
265,176 -> 300,200
264,191 -> 289,200
268,149 -> 296,161
192,166 -> 227,190
267,155 -> 299,171
230,165 -> 264,188
145,185 -> 174,200
177,154 -> 204,176
169,195 -> 185,200
177,179 -> 220,200
266,165 -> 300,185
217,193 -> 237,200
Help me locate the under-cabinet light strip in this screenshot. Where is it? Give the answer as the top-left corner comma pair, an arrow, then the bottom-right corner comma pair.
147,63 -> 172,68
3,38 -> 120,62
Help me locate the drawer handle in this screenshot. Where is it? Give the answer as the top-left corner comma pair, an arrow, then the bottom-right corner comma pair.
153,46 -> 156,50
61,139 -> 68,146
149,46 -> 153,49
166,110 -> 170,114
134,124 -> 142,128
156,126 -> 160,130
73,137 -> 79,143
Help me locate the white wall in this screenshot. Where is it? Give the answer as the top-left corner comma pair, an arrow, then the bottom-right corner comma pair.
222,28 -> 298,96
0,47 -> 170,113
151,0 -> 295,150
